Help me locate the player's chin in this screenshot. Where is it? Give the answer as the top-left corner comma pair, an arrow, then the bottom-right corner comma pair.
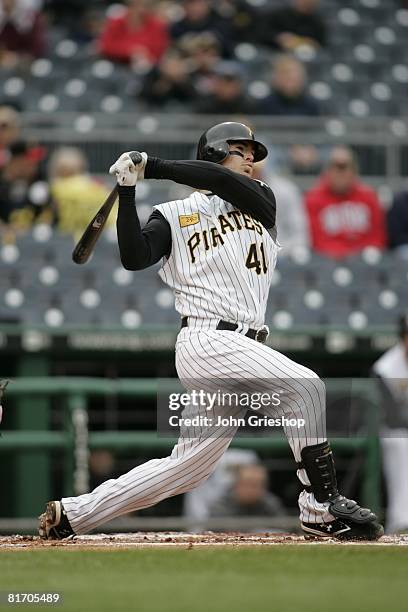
242,166 -> 253,176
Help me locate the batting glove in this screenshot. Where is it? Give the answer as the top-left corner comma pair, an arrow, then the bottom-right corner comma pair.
109,151 -> 148,186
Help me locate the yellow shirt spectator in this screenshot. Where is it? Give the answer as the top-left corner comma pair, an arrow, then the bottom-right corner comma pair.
51,174 -> 114,240
48,147 -> 115,240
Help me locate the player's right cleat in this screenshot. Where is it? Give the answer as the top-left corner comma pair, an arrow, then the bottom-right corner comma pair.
301,495 -> 384,541
38,501 -> 75,540
299,443 -> 384,541
301,518 -> 384,540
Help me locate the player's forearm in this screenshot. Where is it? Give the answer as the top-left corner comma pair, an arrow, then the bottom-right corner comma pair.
116,186 -> 170,270
145,158 -> 276,229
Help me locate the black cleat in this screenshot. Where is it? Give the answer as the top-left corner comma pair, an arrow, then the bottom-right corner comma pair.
302,495 -> 384,541
38,501 -> 75,540
301,518 -> 383,540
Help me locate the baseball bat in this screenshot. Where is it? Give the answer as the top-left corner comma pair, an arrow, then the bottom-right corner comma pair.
72,151 -> 142,265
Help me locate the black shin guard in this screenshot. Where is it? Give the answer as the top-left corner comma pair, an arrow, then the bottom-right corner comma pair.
299,441 -> 339,503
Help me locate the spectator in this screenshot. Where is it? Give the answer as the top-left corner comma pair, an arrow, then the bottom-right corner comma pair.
258,54 -> 321,175
98,0 -> 169,69
387,190 -> 408,258
0,0 -> 47,67
305,146 -> 386,258
261,137 -> 326,179
208,464 -> 284,522
179,32 -> 221,97
140,47 -> 195,109
215,0 -> 260,44
258,54 -> 320,117
0,140 -> 50,230
260,159 -> 310,255
171,0 -> 232,57
0,105 -> 21,169
48,146 -> 111,239
194,60 -> 258,115
372,314 -> 408,534
89,450 -> 116,491
260,0 -> 327,51
183,449 -> 259,531
44,1 -> 104,43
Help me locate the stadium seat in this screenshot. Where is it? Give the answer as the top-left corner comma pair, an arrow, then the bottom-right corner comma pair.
0,236 -> 406,327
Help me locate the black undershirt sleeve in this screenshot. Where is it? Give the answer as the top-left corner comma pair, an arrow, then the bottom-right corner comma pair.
145,158 -> 276,229
117,157 -> 276,270
116,185 -> 171,270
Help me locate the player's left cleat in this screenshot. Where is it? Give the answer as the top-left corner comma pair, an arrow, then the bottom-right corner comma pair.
38,501 -> 75,540
301,495 -> 384,541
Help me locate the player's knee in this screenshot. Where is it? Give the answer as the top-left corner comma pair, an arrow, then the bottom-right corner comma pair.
289,371 -> 326,416
305,369 -> 326,393
303,367 -> 322,382
310,374 -> 326,412
289,370 -> 325,399
315,373 -> 325,391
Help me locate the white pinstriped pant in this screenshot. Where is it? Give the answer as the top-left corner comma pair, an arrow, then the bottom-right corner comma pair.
62,323 -> 335,534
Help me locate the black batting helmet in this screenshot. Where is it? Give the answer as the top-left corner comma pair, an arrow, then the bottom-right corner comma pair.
196,122 -> 268,164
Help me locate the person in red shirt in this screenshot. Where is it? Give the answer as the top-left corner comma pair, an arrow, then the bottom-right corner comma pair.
305,146 -> 386,258
98,0 -> 169,68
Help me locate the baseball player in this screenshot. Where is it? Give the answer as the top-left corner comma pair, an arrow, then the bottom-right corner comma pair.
38,122 -> 383,541
372,315 -> 408,533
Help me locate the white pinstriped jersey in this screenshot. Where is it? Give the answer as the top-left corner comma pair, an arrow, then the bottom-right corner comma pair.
154,190 -> 279,328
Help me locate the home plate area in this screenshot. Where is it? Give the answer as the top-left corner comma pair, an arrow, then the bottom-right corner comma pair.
1,533 -> 407,549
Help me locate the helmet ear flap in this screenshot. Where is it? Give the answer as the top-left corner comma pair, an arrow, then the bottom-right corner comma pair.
203,142 -> 229,163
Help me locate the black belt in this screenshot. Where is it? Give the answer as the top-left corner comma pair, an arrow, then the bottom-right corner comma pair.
181,317 -> 269,343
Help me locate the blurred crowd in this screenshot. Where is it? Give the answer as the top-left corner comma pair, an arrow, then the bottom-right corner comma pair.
0,100 -> 407,260
0,0 -> 407,257
0,0 -> 329,115
0,0 -> 327,70
0,104 -> 112,240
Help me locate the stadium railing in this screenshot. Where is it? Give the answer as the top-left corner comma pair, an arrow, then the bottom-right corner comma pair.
23,114 -> 408,191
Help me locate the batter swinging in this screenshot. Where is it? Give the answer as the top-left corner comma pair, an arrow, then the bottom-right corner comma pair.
38,122 -> 383,541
